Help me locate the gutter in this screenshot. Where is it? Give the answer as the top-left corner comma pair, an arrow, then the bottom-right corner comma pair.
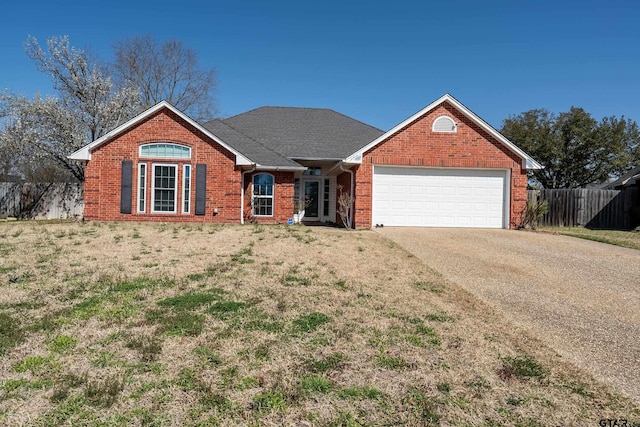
240,165 -> 256,224
254,165 -> 307,172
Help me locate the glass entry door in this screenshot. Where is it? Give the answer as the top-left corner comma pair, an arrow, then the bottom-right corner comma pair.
303,180 -> 320,220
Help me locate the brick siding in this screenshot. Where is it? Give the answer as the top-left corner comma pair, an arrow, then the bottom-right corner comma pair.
83,109 -> 241,223
353,102 -> 528,228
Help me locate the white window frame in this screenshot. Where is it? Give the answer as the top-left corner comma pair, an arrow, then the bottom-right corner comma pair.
138,163 -> 147,213
182,164 -> 191,214
139,143 -> 191,159
432,115 -> 457,133
151,163 -> 178,214
252,173 -> 274,217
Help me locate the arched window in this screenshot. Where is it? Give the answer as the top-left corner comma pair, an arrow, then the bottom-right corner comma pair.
253,173 -> 274,216
432,116 -> 457,133
140,143 -> 191,158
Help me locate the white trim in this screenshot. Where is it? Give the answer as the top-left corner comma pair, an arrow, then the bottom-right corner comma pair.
503,168 -> 511,229
252,172 -> 275,217
346,93 -> 543,170
68,101 -> 252,165
137,163 -> 147,213
182,164 -> 191,214
151,163 -> 178,214
140,142 -> 191,159
432,115 -> 457,133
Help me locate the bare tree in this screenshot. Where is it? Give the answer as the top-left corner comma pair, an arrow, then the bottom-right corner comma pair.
0,137 -> 15,181
336,185 -> 353,229
113,34 -> 217,121
0,36 -> 141,181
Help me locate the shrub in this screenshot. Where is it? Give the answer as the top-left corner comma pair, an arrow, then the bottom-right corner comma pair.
518,198 -> 549,230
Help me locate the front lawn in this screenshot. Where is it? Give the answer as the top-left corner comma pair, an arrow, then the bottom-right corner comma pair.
539,226 -> 640,250
0,221 -> 637,426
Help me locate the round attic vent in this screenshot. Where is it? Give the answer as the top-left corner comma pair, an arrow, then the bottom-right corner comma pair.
432,116 -> 457,132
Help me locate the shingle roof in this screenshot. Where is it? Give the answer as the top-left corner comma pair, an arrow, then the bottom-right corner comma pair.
203,107 -> 384,167
203,119 -> 302,169
604,165 -> 640,189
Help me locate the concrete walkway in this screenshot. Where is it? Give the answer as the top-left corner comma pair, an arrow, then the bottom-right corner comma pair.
378,227 -> 640,404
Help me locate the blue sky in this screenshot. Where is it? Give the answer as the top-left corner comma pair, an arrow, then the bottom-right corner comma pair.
1,0 -> 638,131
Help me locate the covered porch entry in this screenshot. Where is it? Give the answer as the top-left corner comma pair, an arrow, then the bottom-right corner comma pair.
293,162 -> 349,224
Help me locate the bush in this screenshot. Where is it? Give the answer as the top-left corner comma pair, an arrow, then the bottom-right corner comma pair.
519,198 -> 549,230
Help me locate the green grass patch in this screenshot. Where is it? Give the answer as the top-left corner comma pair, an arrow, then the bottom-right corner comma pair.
0,311 -> 23,357
302,352 -> 349,373
337,385 -> 384,400
376,354 -> 408,370
48,335 -> 77,354
291,312 -> 330,333
193,346 -> 222,366
414,324 -> 442,346
0,265 -> 17,274
14,355 -> 54,374
157,291 -> 225,310
498,355 -> 547,381
207,300 -> 248,319
70,296 -> 104,320
403,388 -> 440,425
425,312 -> 455,323
230,247 -> 254,264
84,374 -> 125,407
146,310 -> 205,337
242,314 -> 285,333
414,280 -> 445,293
125,335 -> 163,362
300,374 -> 333,394
251,389 -> 288,413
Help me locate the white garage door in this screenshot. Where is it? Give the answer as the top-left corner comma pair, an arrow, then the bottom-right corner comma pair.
372,166 -> 508,228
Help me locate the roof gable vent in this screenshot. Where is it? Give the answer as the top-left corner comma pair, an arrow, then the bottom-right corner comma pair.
432,116 -> 457,132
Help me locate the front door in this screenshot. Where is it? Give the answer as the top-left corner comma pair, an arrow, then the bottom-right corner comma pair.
303,180 -> 320,220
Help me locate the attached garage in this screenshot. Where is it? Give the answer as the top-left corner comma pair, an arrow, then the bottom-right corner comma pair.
372,166 -> 509,228
347,94 -> 543,229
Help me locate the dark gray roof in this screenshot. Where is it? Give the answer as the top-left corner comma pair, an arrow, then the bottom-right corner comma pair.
203,107 -> 384,167
203,119 -> 302,169
604,166 -> 640,189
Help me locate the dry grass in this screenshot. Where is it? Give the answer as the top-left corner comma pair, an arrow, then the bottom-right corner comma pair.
539,226 -> 640,250
0,221 -> 638,426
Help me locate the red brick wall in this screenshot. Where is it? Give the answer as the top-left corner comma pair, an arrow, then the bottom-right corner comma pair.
353,101 -> 528,228
242,171 -> 295,224
83,108 -> 242,223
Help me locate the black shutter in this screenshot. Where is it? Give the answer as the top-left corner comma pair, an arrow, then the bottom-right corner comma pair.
195,164 -> 207,215
120,160 -> 133,214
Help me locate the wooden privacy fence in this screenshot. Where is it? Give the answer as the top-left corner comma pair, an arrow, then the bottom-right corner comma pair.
0,182 -> 83,220
528,188 -> 640,229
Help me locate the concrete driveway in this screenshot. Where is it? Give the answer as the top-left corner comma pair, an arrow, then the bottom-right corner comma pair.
378,227 -> 640,404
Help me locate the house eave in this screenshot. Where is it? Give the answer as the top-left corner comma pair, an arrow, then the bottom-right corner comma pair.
289,157 -> 344,162
253,165 -> 307,172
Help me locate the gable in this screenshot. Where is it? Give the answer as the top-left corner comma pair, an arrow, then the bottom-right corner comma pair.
346,94 -> 542,170
68,101 -> 251,165
84,109 -> 238,164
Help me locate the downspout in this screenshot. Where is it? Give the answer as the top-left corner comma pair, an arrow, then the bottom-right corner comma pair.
338,163 -> 355,228
240,165 -> 256,224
